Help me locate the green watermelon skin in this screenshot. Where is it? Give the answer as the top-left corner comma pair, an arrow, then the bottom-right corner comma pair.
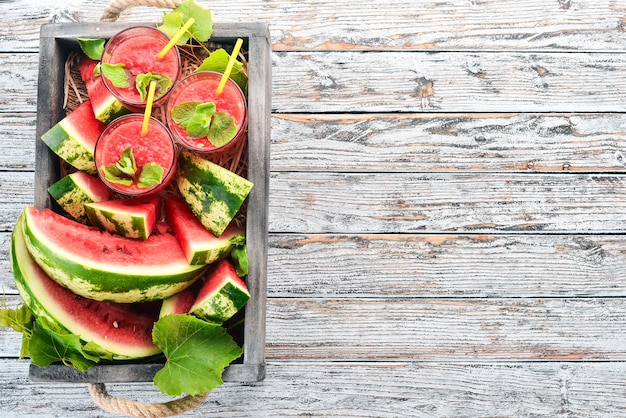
79,57 -> 130,123
85,196 -> 160,240
48,171 -> 111,223
41,100 -> 104,175
176,149 -> 253,238
165,197 -> 244,265
190,259 -> 250,324
21,206 -> 208,303
11,215 -> 161,359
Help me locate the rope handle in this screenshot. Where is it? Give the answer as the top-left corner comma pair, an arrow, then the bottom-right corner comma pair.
101,0 -> 184,22
88,4 -> 208,417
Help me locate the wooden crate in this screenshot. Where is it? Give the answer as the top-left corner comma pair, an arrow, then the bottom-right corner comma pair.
28,22 -> 271,383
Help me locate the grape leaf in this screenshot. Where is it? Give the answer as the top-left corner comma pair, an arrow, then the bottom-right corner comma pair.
152,314 -> 243,396
196,48 -> 248,95
28,318 -> 96,372
138,162 -> 164,188
158,0 -> 213,44
136,72 -> 173,102
101,63 -> 130,88
78,38 -> 105,60
0,303 -> 33,358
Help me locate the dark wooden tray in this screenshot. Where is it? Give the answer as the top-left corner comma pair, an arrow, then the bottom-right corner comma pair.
28,21 -> 271,383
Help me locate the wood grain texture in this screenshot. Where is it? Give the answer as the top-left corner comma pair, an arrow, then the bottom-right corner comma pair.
2,360 -> 626,417
6,51 -> 626,113
3,296 -> 626,360
269,172 -> 626,233
2,0 -> 626,52
271,113 -> 626,172
0,114 -> 36,171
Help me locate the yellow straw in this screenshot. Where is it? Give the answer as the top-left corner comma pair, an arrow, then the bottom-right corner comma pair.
216,38 -> 243,95
141,80 -> 157,136
156,17 -> 195,60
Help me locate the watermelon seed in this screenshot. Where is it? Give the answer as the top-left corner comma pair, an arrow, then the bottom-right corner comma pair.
113,321 -> 119,328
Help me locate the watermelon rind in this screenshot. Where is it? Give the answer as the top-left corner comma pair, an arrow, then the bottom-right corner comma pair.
190,259 -> 250,324
166,197 -> 245,265
48,171 -> 111,224
11,215 -> 160,359
85,196 -> 160,240
21,207 -> 208,303
79,57 -> 130,124
176,149 -> 253,238
41,100 -> 104,175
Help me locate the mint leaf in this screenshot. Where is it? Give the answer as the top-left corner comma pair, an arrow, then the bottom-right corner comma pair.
152,314 -> 242,396
136,72 -> 173,102
186,102 -> 217,138
158,0 -> 213,44
196,48 -> 248,95
78,38 -> 105,60
138,162 -> 164,188
101,63 -> 130,88
207,112 -> 237,147
93,63 -> 101,76
171,101 -> 202,128
101,147 -> 136,186
29,318 -> 96,372
230,244 -> 248,277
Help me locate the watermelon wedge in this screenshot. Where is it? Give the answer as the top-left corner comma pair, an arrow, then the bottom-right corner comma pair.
79,57 -> 130,123
40,100 -> 105,175
176,149 -> 253,237
85,196 -> 161,240
48,171 -> 111,223
21,207 -> 208,303
165,197 -> 245,265
190,259 -> 250,324
159,287 -> 197,318
11,215 -> 161,359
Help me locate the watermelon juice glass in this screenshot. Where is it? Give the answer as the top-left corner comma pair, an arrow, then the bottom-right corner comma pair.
95,114 -> 176,196
165,71 -> 247,154
101,26 -> 180,109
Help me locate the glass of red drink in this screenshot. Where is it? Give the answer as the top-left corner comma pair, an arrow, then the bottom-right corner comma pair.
165,71 -> 248,154
101,26 -> 181,109
94,114 -> 176,196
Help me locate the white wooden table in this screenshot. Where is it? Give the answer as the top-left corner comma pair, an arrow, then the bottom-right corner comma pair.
2,0 -> 626,416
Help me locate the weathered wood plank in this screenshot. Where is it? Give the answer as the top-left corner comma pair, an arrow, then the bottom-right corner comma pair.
3,232 -> 626,298
271,51 -> 626,112
3,0 -> 626,52
5,171 -> 626,233
269,172 -> 626,233
6,51 -> 626,113
3,296 -> 626,360
272,113 -> 626,172
2,360 -> 626,417
266,234 -> 626,298
8,112 -> 626,173
0,114 -> 36,171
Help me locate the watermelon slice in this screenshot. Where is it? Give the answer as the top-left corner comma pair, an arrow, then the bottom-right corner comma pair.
176,149 -> 253,238
40,100 -> 105,175
21,206 -> 208,303
11,215 -> 161,359
159,287 -> 197,318
190,259 -> 250,324
79,57 -> 130,123
85,196 -> 161,240
48,171 -> 111,223
165,197 -> 245,265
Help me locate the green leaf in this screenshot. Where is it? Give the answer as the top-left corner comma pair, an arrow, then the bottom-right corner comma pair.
101,147 -> 136,186
230,244 -> 249,277
207,112 -> 237,147
152,314 -> 242,396
78,38 -> 105,60
0,304 -> 32,332
101,63 -> 130,88
171,101 -> 202,128
138,162 -> 164,188
158,0 -> 213,44
136,72 -> 173,102
93,63 -> 101,77
29,318 -> 96,372
186,102 -> 217,138
196,49 -> 248,95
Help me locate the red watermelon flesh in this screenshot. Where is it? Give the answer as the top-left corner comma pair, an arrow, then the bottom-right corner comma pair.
78,57 -> 129,123
159,286 -> 197,317
84,196 -> 161,240
11,218 -> 160,358
165,197 -> 244,265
